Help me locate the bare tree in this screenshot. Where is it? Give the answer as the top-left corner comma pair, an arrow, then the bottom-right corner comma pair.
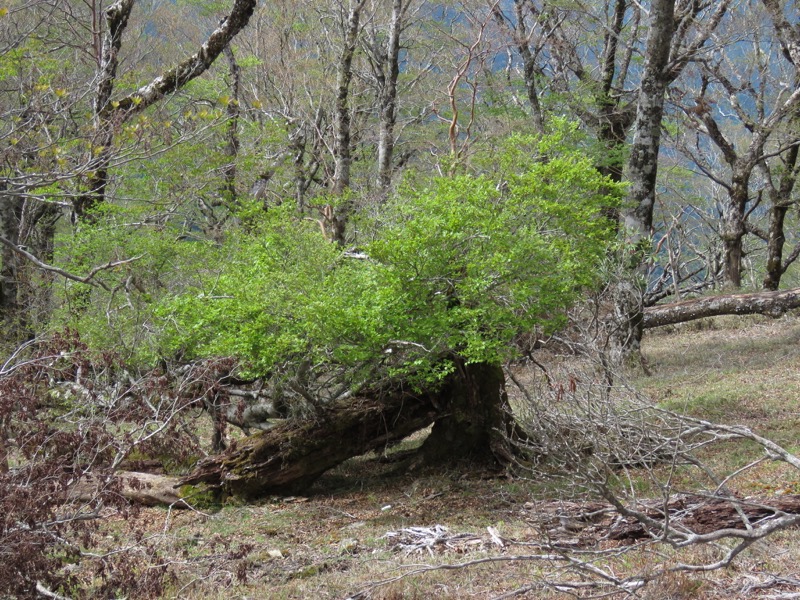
674,11 -> 800,288
326,0 -> 369,244
368,0 -> 412,194
626,0 -> 731,239
75,0 -> 258,220
489,0 -> 551,135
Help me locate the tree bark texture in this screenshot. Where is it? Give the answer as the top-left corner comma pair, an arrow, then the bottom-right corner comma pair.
75,0 -> 134,220
222,45 -> 241,207
623,0 -> 674,242
763,143 -> 799,290
181,387 -> 438,498
106,0 -> 257,117
595,0 -> 634,208
509,0 -> 546,135
764,201 -> 789,291
0,183 -> 24,334
419,360 -> 514,465
721,178 -> 748,288
376,0 -> 405,193
329,0 -> 367,244
642,287 -> 800,329
762,0 -> 800,67
181,362 -> 513,499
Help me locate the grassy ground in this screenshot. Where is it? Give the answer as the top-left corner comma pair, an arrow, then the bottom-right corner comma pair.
96,315 -> 800,599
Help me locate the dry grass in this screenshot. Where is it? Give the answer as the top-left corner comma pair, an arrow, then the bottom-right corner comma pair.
84,315 -> 800,599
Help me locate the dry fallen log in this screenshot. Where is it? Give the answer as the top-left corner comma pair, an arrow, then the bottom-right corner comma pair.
608,494 -> 800,541
643,287 -> 800,329
70,471 -> 189,508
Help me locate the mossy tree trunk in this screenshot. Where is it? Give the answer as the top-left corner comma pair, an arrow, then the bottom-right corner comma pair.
419,360 -> 515,465
180,361 -> 516,499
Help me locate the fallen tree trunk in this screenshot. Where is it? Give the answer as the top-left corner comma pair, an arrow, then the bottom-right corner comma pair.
70,471 -> 189,508
180,361 -> 515,499
608,494 -> 800,541
181,386 -> 439,499
642,287 -> 800,329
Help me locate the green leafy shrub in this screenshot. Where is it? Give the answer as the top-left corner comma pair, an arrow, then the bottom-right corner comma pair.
60,130 -> 620,389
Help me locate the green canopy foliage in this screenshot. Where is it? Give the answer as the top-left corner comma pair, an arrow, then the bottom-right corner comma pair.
58,129 -> 619,388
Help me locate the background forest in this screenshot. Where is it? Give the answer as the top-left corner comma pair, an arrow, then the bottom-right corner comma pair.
3,0 -> 800,598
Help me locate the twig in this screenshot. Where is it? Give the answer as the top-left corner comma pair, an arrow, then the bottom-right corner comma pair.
345,554 -> 570,599
35,582 -> 72,600
0,234 -> 141,291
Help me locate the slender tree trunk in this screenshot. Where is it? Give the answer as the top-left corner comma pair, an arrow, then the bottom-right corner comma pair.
20,203 -> 59,328
75,0 -> 134,220
764,203 -> 788,290
596,0 -> 632,221
512,0 -> 545,135
290,124 -> 307,213
0,183 -> 24,336
721,178 -> 748,288
376,0 -> 405,194
763,145 -> 798,290
616,0 -> 675,360
222,45 -> 241,208
623,0 -> 675,243
330,0 -> 367,244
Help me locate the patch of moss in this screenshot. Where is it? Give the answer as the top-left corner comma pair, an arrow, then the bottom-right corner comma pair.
178,484 -> 222,511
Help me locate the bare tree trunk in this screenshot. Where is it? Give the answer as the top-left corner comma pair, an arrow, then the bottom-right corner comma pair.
290,124 -> 307,213
764,204 -> 788,291
0,183 -> 25,337
721,178 -> 748,289
615,0 -> 675,361
376,0 -> 406,194
596,0 -> 635,213
20,202 -> 59,328
516,0 -> 546,135
74,0 -> 134,220
623,0 -> 674,244
222,45 -> 241,208
762,0 -> 800,67
763,143 -> 799,291
642,287 -> 800,329
615,0 -> 731,355
505,0 -> 546,135
329,0 -> 367,244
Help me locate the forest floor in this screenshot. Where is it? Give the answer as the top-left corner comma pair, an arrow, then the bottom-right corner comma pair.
99,314 -> 800,599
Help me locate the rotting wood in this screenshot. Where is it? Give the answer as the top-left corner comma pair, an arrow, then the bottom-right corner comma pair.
179,361 -> 515,499
608,494 -> 800,541
70,471 -> 189,508
180,387 -> 439,499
